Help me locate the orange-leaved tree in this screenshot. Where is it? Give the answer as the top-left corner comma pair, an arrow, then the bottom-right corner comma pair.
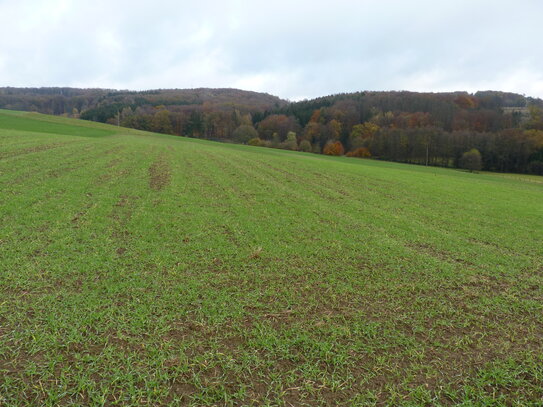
346,147 -> 371,158
323,140 -> 344,156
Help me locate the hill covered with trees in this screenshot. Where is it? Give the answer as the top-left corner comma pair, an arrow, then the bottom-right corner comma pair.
1,87 -> 543,174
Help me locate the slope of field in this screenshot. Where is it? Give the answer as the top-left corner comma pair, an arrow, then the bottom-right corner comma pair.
0,110 -> 542,406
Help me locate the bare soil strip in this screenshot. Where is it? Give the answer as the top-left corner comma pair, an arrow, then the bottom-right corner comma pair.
148,154 -> 171,191
0,142 -> 73,160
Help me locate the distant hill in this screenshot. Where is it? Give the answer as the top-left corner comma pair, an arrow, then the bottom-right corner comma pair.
0,87 -> 286,117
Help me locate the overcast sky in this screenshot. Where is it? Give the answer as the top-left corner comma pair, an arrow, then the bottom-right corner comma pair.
1,0 -> 542,100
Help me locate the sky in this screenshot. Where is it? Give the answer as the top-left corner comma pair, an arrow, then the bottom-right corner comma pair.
1,0 -> 542,101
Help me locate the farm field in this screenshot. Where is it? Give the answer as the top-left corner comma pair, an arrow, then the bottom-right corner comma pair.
0,109 -> 542,406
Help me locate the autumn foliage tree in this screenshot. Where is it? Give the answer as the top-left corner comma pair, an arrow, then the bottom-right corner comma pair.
302,121 -> 325,145
349,122 -> 379,149
327,119 -> 342,140
346,147 -> 371,158
454,94 -> 479,109
257,114 -> 300,141
323,141 -> 345,156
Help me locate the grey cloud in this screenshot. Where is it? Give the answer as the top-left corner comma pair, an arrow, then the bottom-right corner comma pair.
0,0 -> 542,99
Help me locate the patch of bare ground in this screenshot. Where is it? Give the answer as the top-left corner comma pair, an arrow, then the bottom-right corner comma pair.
0,142 -> 72,160
0,343 -> 45,383
467,237 -> 521,258
106,157 -> 123,168
103,145 -> 125,156
93,148 -> 132,184
109,195 -> 139,246
70,193 -> 94,228
96,167 -> 131,185
166,383 -> 195,406
95,148 -> 127,179
46,166 -> 77,178
219,224 -> 241,246
406,241 -> 475,266
149,154 -> 171,191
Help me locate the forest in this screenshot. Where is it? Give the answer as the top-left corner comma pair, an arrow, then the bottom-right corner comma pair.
1,87 -> 542,174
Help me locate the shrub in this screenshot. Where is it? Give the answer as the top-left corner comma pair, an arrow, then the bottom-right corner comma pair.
233,125 -> 258,143
459,148 -> 482,172
247,137 -> 264,146
271,132 -> 281,148
323,140 -> 345,156
280,131 -> 298,150
346,147 -> 371,158
299,140 -> 312,152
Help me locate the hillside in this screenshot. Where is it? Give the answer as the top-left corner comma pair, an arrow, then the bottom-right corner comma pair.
0,87 -> 285,118
1,87 -> 543,175
1,110 -> 542,405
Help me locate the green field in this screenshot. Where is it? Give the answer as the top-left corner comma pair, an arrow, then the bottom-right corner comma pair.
1,109 -> 542,406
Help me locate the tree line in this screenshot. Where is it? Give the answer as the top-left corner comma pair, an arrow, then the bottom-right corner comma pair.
1,87 -> 542,174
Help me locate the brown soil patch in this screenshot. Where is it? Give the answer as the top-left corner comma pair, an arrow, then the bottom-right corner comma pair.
149,154 -> 171,191
109,195 -> 138,242
406,242 -> 474,266
0,142 -> 71,160
70,195 -> 95,227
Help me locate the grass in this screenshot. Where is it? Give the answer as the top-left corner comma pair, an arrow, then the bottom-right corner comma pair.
0,109 -> 542,406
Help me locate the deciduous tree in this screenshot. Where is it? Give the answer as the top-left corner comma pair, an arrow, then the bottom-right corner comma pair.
459,148 -> 482,172
233,124 -> 258,143
323,140 -> 344,156
346,147 -> 371,158
298,139 -> 312,152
